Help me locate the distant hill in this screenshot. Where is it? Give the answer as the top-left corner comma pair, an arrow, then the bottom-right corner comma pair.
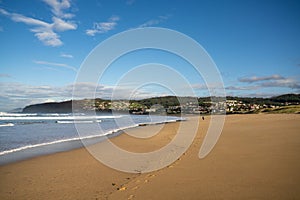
22,101 -> 73,113
270,94 -> 300,103
22,98 -> 111,113
260,105 -> 300,114
226,93 -> 300,105
21,94 -> 300,113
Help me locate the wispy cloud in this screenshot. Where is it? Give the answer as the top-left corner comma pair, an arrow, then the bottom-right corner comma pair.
228,74 -> 300,91
238,74 -> 284,83
0,73 -> 12,78
260,78 -> 300,89
0,0 -> 76,47
126,0 -> 135,5
34,60 -> 77,72
190,83 -> 227,91
0,81 -> 179,111
190,83 -> 207,90
225,85 -> 260,90
0,82 -> 117,111
43,0 -> 74,19
86,15 -> 120,36
226,91 -> 285,98
37,66 -> 63,73
138,14 -> 171,28
60,53 -> 73,58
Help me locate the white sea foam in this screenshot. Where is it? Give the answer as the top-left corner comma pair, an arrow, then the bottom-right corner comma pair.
0,123 -> 14,127
0,115 -> 122,121
0,117 -> 184,156
0,112 -> 37,117
56,120 -> 101,124
0,123 -> 140,156
138,118 -> 185,126
0,133 -> 107,156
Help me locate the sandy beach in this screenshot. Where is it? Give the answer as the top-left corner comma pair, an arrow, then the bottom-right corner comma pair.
0,114 -> 299,200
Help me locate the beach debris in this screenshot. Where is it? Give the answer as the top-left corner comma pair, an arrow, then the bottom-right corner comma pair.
117,186 -> 127,191
112,183 -> 116,186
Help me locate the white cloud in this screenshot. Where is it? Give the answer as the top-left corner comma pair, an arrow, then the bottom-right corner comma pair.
43,0 -> 73,19
238,74 -> 284,83
0,8 -> 49,27
0,8 -> 9,16
227,74 -> 300,92
86,15 -> 120,36
34,60 -> 77,72
0,81 -> 179,111
33,29 -> 63,46
0,9 -> 64,46
0,2 -> 76,47
226,85 -> 260,90
52,16 -> 77,31
260,78 -> 300,89
138,15 -> 171,28
60,53 -> 73,58
0,82 -> 116,111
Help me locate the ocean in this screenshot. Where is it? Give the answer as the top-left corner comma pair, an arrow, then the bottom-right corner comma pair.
0,112 -> 183,165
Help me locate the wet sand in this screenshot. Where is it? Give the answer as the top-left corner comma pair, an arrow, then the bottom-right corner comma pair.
0,114 -> 299,199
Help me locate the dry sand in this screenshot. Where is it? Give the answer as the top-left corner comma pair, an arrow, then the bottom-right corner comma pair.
0,114 -> 299,200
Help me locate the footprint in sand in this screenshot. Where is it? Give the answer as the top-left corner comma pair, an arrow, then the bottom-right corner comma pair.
128,194 -> 134,199
132,186 -> 139,190
135,180 -> 141,183
131,174 -> 155,191
147,174 -> 156,178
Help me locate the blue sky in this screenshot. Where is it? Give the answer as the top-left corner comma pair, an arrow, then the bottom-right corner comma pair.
0,0 -> 300,111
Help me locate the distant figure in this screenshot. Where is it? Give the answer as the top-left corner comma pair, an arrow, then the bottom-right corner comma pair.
202,116 -> 205,120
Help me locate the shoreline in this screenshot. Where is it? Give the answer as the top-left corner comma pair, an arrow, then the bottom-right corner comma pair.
1,114 -> 300,199
0,115 -> 186,165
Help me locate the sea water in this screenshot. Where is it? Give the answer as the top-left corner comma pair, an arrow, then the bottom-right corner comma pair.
0,112 -> 183,164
